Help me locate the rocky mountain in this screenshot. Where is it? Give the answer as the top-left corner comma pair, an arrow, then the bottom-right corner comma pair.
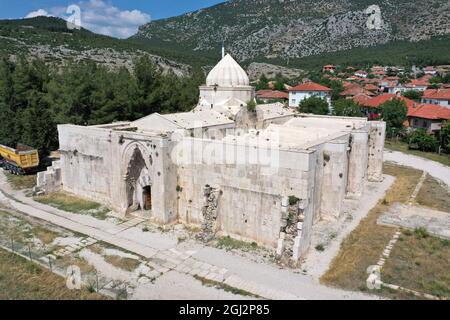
132,0 -> 450,65
0,17 -> 191,76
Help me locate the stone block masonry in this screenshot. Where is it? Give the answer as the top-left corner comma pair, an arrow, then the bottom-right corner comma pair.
38,54 -> 387,265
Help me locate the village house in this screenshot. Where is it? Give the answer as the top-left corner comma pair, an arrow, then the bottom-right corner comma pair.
256,90 -> 289,104
288,82 -> 332,110
388,79 -> 430,94
354,70 -> 368,78
423,66 -> 437,76
422,89 -> 450,108
407,104 -> 450,133
37,53 -> 386,265
322,65 -> 336,73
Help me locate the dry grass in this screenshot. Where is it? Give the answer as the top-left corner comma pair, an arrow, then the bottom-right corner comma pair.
416,176 -> 450,213
31,226 -> 59,245
5,172 -> 37,190
34,191 -> 109,220
104,255 -> 141,271
58,255 -> 96,275
321,163 -> 423,292
0,248 -> 106,300
383,229 -> 450,298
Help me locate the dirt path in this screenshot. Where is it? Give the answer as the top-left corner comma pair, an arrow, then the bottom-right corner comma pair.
384,150 -> 450,187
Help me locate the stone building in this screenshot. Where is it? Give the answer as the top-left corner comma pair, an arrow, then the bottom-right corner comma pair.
38,54 -> 386,264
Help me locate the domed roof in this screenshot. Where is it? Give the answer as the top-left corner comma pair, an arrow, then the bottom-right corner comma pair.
206,54 -> 250,87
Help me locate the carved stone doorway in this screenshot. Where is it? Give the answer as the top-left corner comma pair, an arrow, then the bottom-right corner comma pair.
142,186 -> 152,211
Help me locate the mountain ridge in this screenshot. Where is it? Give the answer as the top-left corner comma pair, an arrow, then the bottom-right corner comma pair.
132,0 -> 450,66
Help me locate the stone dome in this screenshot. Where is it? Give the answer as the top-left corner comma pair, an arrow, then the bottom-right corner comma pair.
206,54 -> 250,87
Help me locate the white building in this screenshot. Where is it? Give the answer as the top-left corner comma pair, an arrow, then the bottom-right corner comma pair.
422,89 -> 450,108
288,82 -> 332,111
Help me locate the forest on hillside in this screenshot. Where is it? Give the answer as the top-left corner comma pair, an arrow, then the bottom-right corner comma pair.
0,56 -> 204,156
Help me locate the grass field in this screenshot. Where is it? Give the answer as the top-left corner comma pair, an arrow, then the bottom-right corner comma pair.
104,255 -> 141,272
321,164 -> 423,295
385,140 -> 450,167
322,163 -> 450,299
34,191 -> 109,220
382,229 -> 450,298
415,175 -> 450,213
0,247 -> 106,300
4,172 -> 36,190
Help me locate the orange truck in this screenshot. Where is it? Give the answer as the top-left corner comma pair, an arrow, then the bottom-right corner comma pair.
0,144 -> 40,175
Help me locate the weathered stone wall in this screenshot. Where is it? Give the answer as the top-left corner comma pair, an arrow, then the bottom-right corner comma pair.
58,125 -> 178,223
368,121 -> 386,182
347,130 -> 369,198
319,135 -> 350,220
174,137 -> 316,248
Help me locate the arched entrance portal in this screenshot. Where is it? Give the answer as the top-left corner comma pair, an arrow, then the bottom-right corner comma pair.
125,146 -> 152,214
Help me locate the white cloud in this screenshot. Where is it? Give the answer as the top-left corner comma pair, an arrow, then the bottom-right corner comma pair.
54,0 -> 151,38
25,1 -> 150,38
25,9 -> 51,19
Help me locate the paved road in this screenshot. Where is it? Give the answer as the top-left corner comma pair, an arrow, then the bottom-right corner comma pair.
0,172 -> 376,300
384,150 -> 450,187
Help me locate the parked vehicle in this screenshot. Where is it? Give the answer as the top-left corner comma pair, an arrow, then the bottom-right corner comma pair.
0,144 -> 40,175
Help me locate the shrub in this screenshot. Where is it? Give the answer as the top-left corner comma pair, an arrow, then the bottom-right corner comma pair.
288,196 -> 300,206
408,129 -> 439,152
332,99 -> 364,117
315,244 -> 325,252
298,96 -> 329,115
381,98 -> 408,137
414,227 -> 430,239
246,100 -> 256,112
402,90 -> 423,102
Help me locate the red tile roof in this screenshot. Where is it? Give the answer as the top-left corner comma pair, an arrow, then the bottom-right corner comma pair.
353,94 -> 372,106
353,93 -> 416,108
423,89 -> 450,100
365,84 -> 379,91
408,104 -> 450,120
256,90 -> 288,99
340,85 -> 375,97
405,79 -> 430,87
289,82 -> 332,92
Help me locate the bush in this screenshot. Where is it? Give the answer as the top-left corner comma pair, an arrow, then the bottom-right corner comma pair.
298,96 -> 329,115
408,129 -> 439,152
402,90 -> 423,102
246,100 -> 256,112
332,99 -> 363,117
441,121 -> 450,151
381,98 -> 408,137
288,196 -> 300,206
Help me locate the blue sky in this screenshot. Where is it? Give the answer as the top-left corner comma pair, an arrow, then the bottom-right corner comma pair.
0,0 -> 224,38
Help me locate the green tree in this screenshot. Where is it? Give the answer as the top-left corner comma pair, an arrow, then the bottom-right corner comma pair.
381,98 -> 408,137
441,121 -> 450,151
402,90 -> 423,102
408,129 -> 439,152
332,99 -> 363,117
255,74 -> 269,90
299,97 -> 329,115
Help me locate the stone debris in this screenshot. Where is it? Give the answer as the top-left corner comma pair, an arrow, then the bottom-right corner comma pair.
53,237 -> 97,257
196,186 -> 220,243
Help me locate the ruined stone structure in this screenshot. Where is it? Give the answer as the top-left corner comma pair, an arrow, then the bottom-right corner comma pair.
38,54 -> 386,264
